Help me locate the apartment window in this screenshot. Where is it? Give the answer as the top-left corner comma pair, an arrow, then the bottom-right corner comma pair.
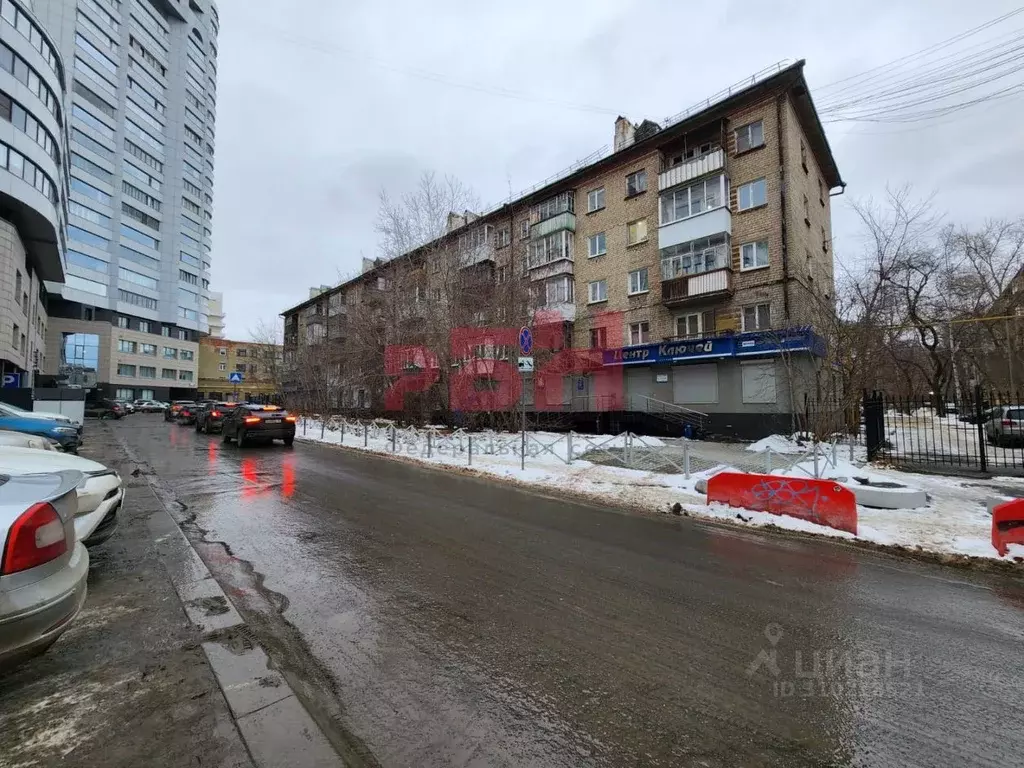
10,323 -> 17,349
119,266 -> 158,291
138,365 -> 156,378
161,326 -> 171,337
180,251 -> 200,268
118,339 -> 136,353
676,312 -> 710,339
586,232 -> 606,258
589,327 -> 607,349
741,241 -> 769,270
74,33 -> 117,76
118,289 -> 158,310
737,179 -> 767,211
666,143 -> 719,167
124,139 -> 163,172
493,226 -> 510,249
123,181 -> 161,210
140,343 -> 156,356
742,303 -> 771,332
72,104 -> 115,140
161,368 -> 176,380
121,245 -> 160,271
588,279 -> 608,304
117,316 -> 129,328
128,35 -> 165,75
183,179 -> 202,198
528,230 -> 572,268
121,224 -> 159,249
115,388 -> 134,400
628,322 -> 650,345
66,250 -> 107,273
162,346 -> 177,359
659,175 -> 725,224
179,306 -> 198,321
73,79 -> 116,118
123,202 -> 161,230
543,276 -> 573,305
179,270 -> 198,285
735,120 -> 764,153
179,370 -> 193,382
235,363 -> 246,373
70,201 -> 111,228
73,129 -> 114,160
71,154 -> 112,184
182,196 -> 201,216
531,191 -> 573,223
67,274 -> 108,296
236,348 -> 247,357
180,350 -> 194,361
117,364 -> 137,377
217,362 -> 225,371
626,218 -> 648,246
71,177 -> 112,205
587,187 -> 605,212
14,269 -> 21,295
138,320 -> 151,334
217,347 -> 226,356
626,170 -> 647,197
628,268 -> 649,295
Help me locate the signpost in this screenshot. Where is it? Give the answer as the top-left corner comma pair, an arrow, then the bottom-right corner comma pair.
518,327 -> 532,471
228,370 -> 243,401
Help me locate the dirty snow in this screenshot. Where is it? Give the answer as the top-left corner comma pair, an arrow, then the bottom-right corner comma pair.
296,420 -> 1024,563
745,434 -> 810,455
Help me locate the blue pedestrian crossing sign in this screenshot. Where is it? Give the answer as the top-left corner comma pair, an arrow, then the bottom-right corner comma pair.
228,371 -> 243,384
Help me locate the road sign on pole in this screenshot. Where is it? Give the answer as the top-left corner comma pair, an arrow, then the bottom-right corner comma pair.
517,357 -> 534,373
228,371 -> 243,384
518,326 -> 533,356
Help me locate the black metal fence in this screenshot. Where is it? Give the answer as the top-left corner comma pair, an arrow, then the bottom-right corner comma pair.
865,387 -> 1024,475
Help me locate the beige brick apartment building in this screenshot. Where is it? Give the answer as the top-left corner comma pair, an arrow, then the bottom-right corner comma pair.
282,60 -> 844,437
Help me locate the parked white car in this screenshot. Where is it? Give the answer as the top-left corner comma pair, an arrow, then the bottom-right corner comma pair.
0,447 -> 123,546
0,429 -> 58,451
0,401 -> 81,428
0,469 -> 88,669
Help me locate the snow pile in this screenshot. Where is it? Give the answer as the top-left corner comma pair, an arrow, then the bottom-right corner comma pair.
295,420 -> 1024,563
745,434 -> 810,455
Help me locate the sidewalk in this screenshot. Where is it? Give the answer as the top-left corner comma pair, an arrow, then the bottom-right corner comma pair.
0,423 -> 342,768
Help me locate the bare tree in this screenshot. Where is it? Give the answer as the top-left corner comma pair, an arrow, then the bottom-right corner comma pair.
248,318 -> 286,401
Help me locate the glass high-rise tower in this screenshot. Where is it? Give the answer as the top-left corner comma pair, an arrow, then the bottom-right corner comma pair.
34,0 -> 217,400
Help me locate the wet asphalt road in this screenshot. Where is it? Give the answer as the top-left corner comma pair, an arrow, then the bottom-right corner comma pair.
117,416 -> 1024,767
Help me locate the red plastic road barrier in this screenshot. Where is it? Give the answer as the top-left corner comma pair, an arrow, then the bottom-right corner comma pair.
706,472 -> 858,535
991,499 -> 1024,557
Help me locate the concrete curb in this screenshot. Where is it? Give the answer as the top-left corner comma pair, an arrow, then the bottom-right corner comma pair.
140,460 -> 345,767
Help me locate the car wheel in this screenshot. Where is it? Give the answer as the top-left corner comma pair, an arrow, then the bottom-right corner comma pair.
222,430 -> 232,443
284,436 -> 294,447
236,430 -> 247,448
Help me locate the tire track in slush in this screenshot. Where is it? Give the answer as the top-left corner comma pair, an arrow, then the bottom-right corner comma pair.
115,427 -> 382,768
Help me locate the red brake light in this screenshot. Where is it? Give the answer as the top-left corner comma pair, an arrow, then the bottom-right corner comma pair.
211,411 -> 221,417
285,416 -> 297,423
1002,419 -> 1013,426
2,502 -> 67,575
244,416 -> 261,424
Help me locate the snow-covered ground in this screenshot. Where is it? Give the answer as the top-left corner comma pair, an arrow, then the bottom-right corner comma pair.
295,420 -> 1024,563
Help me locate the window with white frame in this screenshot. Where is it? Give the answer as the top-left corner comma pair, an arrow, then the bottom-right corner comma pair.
659,175 -> 726,225
660,234 -> 729,279
544,276 -> 573,305
588,279 -> 607,303
735,120 -> 764,153
738,179 -> 767,211
627,218 -> 648,245
742,303 -> 771,331
628,268 -> 649,295
218,362 -> 226,371
117,316 -> 129,328
588,232 -> 606,258
494,226 -> 510,248
676,313 -> 704,339
628,321 -> 650,345
519,219 -> 530,239
741,241 -> 769,270
587,187 -> 605,212
666,143 -> 719,167
626,170 -> 647,197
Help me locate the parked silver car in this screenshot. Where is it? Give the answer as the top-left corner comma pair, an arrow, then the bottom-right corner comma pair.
0,470 -> 88,669
985,406 -> 1024,447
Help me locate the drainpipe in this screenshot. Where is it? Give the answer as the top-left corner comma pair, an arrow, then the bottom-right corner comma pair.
776,95 -> 790,323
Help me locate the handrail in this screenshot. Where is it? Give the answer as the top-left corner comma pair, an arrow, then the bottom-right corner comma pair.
632,395 -> 707,419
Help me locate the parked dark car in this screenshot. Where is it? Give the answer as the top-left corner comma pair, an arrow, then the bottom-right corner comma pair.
222,404 -> 296,447
164,401 -> 195,422
84,399 -> 123,420
176,401 -> 211,426
195,402 -> 239,434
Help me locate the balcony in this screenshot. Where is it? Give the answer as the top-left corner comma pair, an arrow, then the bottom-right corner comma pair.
659,148 -> 725,191
531,211 -> 576,240
661,267 -> 733,306
460,243 -> 495,269
534,302 -> 575,323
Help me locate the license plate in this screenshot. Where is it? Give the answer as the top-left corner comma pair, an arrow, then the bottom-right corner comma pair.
265,419 -> 281,424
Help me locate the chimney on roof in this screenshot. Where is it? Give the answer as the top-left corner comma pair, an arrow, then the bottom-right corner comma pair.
463,210 -> 479,224
446,211 -> 466,233
634,119 -> 662,142
361,257 -> 375,274
614,116 -> 636,152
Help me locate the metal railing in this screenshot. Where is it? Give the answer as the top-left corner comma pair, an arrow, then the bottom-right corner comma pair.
630,395 -> 707,434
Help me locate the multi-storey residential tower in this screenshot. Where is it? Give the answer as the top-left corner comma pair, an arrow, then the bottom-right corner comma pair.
0,0 -> 69,387
282,61 -> 843,437
33,0 -> 217,401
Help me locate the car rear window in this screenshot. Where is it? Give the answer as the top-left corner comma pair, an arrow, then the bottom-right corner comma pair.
1006,409 -> 1024,420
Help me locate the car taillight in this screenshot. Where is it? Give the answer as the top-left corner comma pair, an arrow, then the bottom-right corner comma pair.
1,502 -> 67,575
244,416 -> 261,424
1003,419 -> 1013,426
285,416 -> 297,423
211,411 -> 221,417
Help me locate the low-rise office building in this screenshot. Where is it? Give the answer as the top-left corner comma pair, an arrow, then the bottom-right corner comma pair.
198,336 -> 281,403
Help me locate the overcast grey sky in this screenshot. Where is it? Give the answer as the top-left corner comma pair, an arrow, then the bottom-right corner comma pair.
210,0 -> 1024,339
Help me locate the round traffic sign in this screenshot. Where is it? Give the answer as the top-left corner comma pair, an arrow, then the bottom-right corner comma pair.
519,327 -> 533,355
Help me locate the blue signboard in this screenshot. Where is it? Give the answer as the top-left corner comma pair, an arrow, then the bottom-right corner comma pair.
2,373 -> 24,388
228,371 -> 243,384
519,327 -> 533,356
603,327 -> 825,367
